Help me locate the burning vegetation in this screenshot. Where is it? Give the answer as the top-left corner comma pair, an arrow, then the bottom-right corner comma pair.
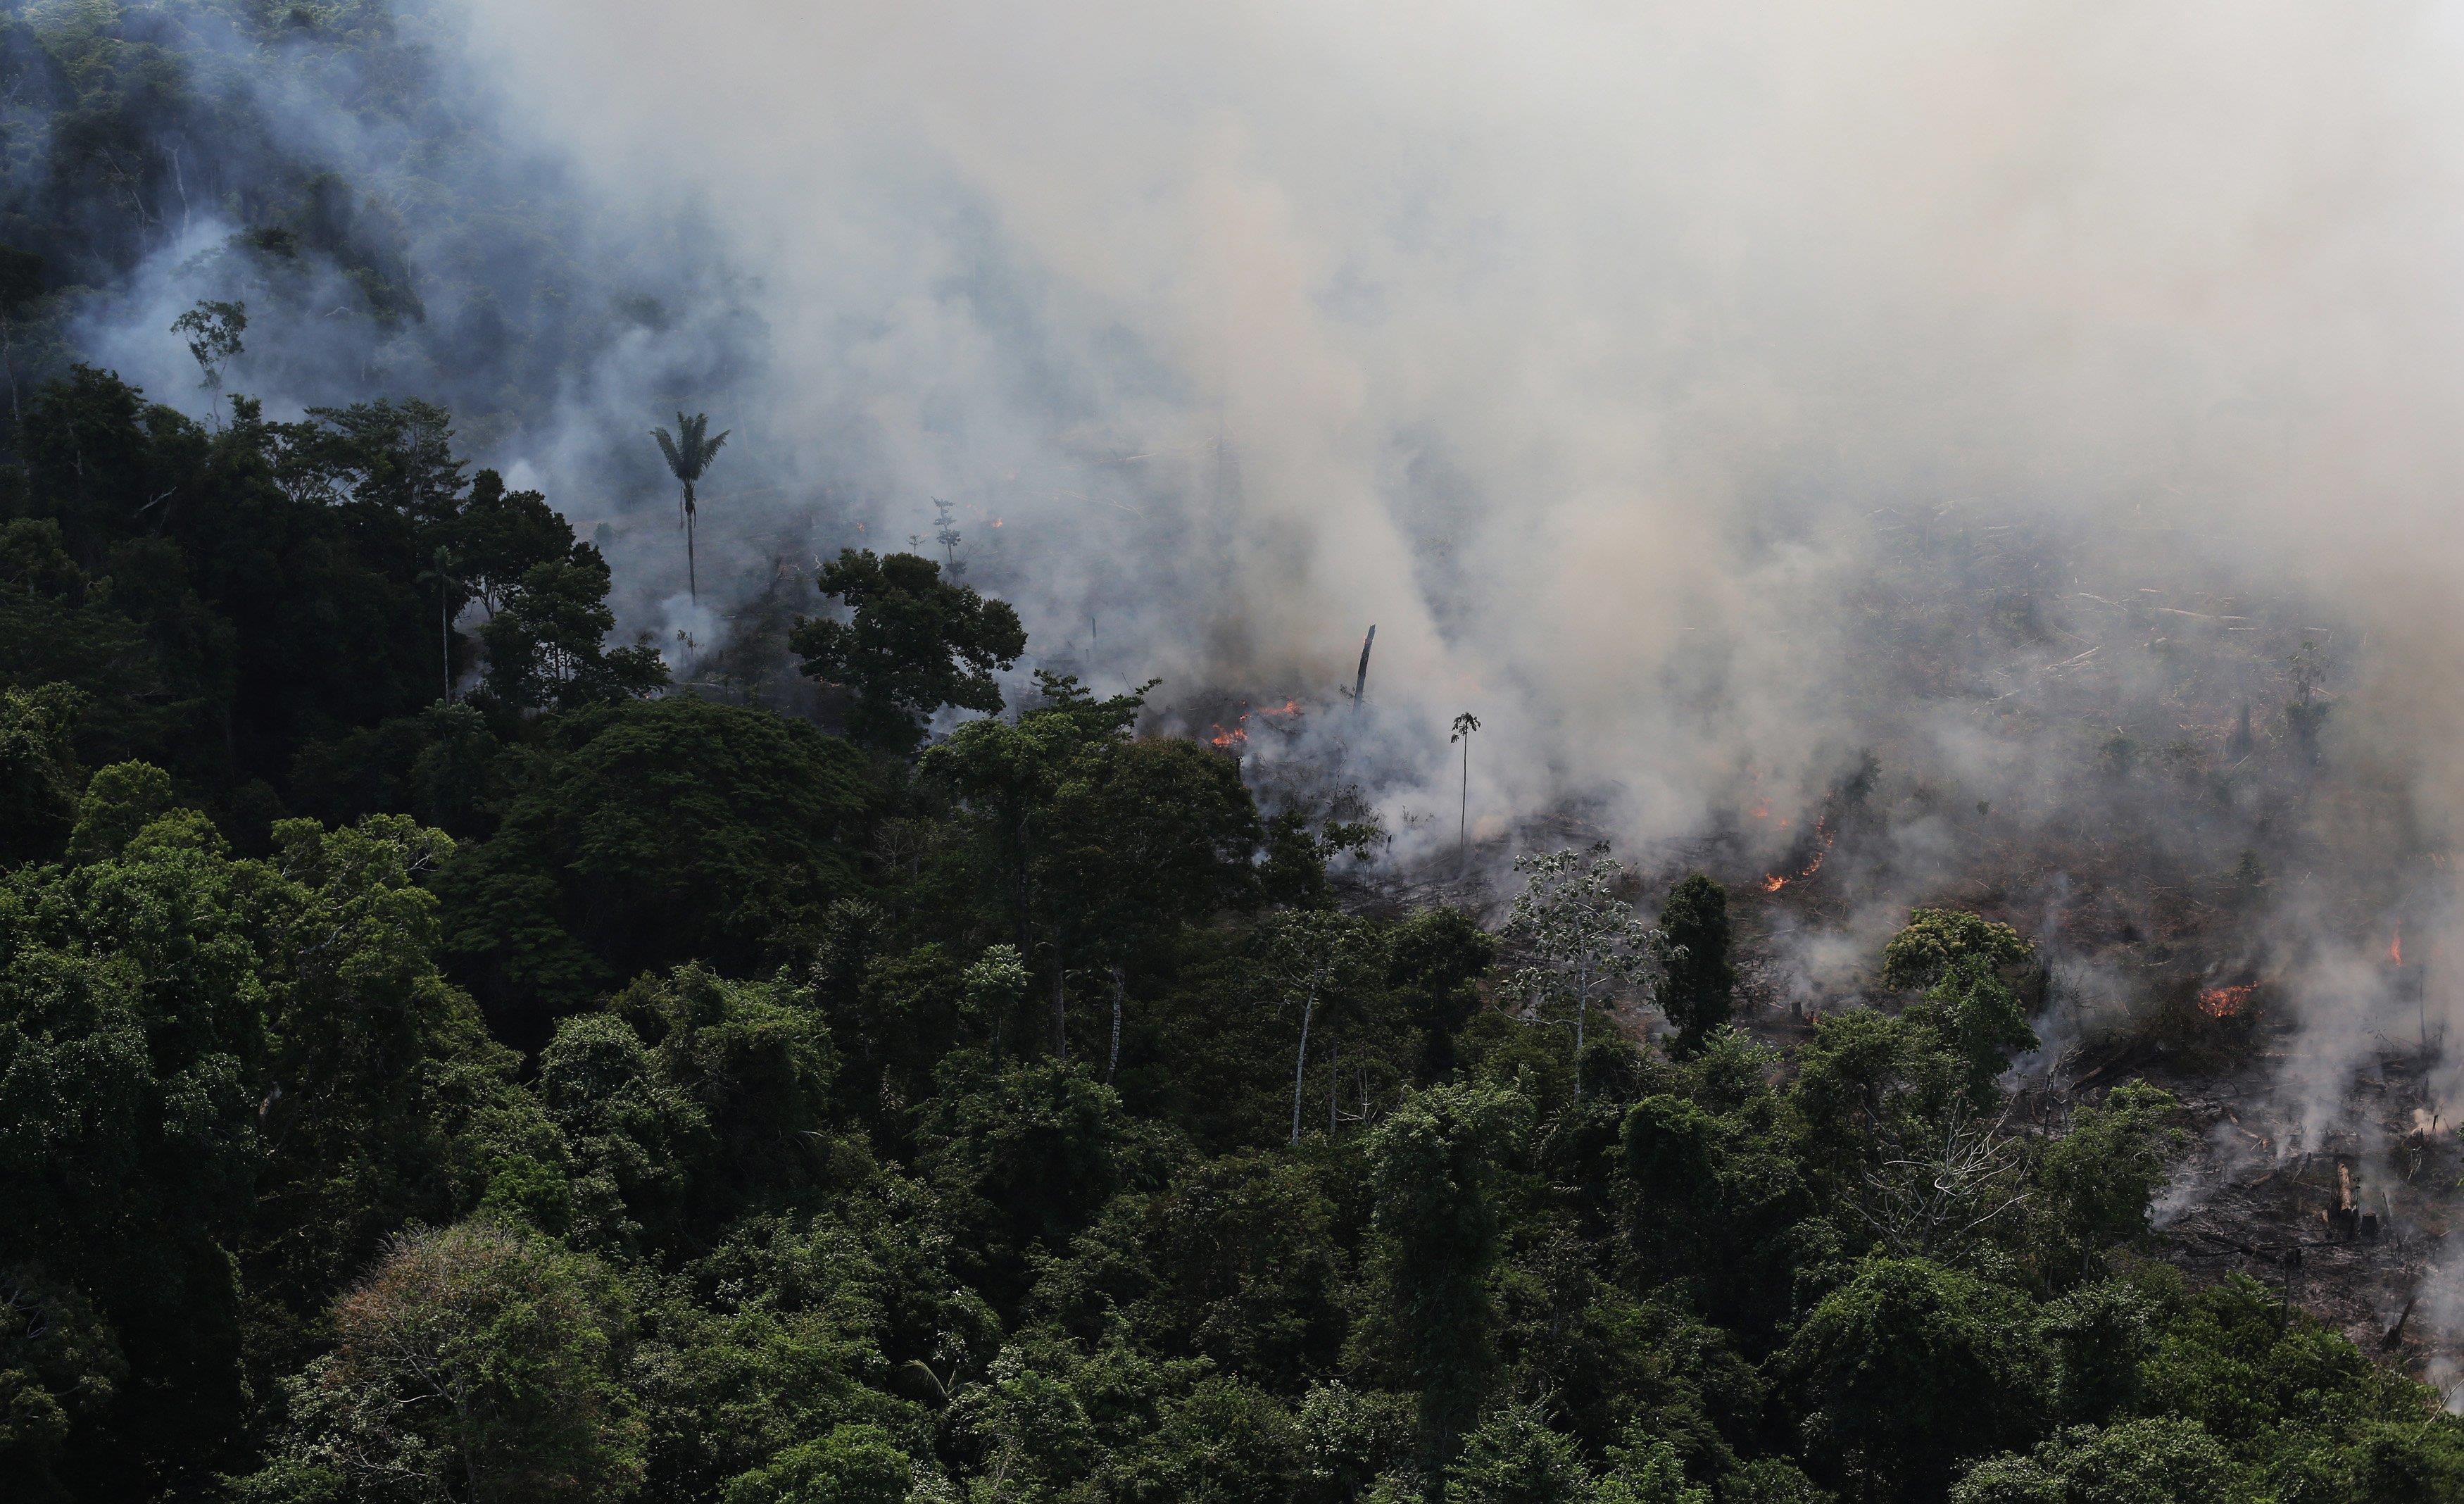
20,1 -> 2464,1498
1759,811 -> 1836,894
1297,496 -> 2464,1426
1208,697 -> 1303,749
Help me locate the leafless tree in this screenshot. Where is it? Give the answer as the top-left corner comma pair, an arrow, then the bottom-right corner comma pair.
1852,1103 -> 2032,1257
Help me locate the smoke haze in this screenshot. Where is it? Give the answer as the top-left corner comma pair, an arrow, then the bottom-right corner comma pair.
32,0 -> 2464,1390
425,21 -> 2464,1357
432,1 -> 2464,850
58,3 -> 2464,1067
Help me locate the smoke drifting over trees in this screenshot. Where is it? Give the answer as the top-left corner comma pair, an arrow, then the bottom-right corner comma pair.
44,0 -> 2464,1348
49,2 -> 2464,865
18,0 -> 2464,1494
414,4 -> 2464,905
432,2 -> 2464,1131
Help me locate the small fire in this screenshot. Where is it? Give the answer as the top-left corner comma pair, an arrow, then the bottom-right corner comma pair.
2389,924 -> 2403,966
2198,983 -> 2256,1019
1208,698 -> 1305,749
1759,813 -> 1835,895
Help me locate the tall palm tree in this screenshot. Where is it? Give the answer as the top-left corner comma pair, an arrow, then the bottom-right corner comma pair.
651,412 -> 729,600
1450,710 -> 1481,863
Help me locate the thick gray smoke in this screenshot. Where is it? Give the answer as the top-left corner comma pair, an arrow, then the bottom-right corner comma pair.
436,17 -> 2464,1367
441,1 -> 2464,853
58,0 -> 2464,1378
75,6 -> 2464,1049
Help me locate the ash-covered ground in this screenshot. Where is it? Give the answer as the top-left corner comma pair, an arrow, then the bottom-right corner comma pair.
2133,1043 -> 2451,1377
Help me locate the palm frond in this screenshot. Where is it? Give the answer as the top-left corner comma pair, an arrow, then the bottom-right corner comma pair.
655,414 -> 730,482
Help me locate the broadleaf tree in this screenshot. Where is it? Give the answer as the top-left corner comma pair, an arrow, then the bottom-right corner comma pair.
1500,848 -> 1658,1103
792,550 -> 1026,756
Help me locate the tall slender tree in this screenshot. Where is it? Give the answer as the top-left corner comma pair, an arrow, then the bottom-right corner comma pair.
1450,710 -> 1481,863
415,545 -> 458,702
0,246 -> 46,430
933,496 -> 965,575
1258,910 -> 1378,1146
650,411 -> 729,600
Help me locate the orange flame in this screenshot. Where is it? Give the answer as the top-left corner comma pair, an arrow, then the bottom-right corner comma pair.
1209,698 -> 1303,748
2198,984 -> 2256,1019
1759,813 -> 1835,895
2390,923 -> 2403,966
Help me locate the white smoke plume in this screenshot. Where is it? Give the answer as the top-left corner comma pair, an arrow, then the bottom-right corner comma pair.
72,1 -> 2464,1093
441,1 -> 2464,859
48,0 -> 2464,1374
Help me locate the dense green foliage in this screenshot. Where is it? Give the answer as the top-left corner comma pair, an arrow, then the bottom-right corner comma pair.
4,363 -> 2453,1504
794,549 -> 1028,756
0,392 -> 2453,1504
0,5 -> 2457,1503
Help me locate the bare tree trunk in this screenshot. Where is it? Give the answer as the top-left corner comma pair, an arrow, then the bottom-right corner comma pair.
1574,1003 -> 1585,1104
687,502 -> 698,600
1290,997 -> 1315,1147
1573,969 -> 1588,1106
1328,1039 -> 1339,1134
1052,934 -> 1067,1060
1107,965 -> 1124,1082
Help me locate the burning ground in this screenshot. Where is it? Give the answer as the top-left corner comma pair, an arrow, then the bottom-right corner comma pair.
1269,498 -> 2464,1398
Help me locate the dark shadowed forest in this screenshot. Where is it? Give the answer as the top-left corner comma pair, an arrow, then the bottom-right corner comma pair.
4,6 -> 2463,1504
